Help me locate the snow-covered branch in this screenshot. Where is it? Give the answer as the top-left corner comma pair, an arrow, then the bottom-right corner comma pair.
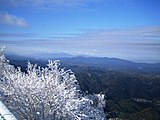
0,47 -> 106,120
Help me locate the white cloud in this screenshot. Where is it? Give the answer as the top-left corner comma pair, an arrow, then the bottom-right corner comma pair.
0,12 -> 27,27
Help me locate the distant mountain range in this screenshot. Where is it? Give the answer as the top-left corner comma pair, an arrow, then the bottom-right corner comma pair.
6,52 -> 73,60
61,56 -> 160,73
5,53 -> 160,74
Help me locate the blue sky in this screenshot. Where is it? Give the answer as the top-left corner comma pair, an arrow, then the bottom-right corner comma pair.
0,0 -> 160,63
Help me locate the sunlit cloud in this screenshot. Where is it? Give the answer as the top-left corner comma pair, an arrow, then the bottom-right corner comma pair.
0,11 -> 27,27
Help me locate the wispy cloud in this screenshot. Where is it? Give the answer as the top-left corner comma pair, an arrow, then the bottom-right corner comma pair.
0,33 -> 35,37
0,12 -> 27,27
0,0 -> 136,9
0,0 -> 107,9
0,26 -> 160,63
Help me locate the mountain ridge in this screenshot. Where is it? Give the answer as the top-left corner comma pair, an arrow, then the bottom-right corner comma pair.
5,53 -> 160,74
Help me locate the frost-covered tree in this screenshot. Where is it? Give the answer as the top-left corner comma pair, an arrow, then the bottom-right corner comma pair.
0,46 -> 14,83
0,47 -> 106,120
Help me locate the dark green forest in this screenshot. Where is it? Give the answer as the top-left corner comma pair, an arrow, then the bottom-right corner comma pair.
72,66 -> 160,120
